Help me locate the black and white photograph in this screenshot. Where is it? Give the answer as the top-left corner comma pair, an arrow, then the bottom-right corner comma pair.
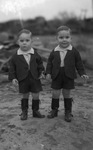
0,0 -> 93,150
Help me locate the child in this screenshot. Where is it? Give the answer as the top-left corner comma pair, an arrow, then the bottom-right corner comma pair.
9,29 -> 45,120
46,25 -> 89,122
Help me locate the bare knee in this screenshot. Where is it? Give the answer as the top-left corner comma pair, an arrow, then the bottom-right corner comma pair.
22,93 -> 29,99
52,89 -> 61,99
32,92 -> 39,100
62,89 -> 71,98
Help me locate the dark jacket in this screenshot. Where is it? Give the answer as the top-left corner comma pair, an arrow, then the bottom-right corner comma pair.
8,49 -> 45,81
46,47 -> 86,80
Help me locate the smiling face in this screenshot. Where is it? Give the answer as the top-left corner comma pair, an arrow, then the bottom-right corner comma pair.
18,32 -> 32,51
57,29 -> 71,48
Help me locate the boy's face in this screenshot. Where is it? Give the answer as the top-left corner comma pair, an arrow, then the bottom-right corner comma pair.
18,33 -> 32,51
57,30 -> 71,48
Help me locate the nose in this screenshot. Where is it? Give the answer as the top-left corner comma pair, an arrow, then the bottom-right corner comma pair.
23,41 -> 27,44
63,37 -> 67,40
62,38 -> 66,42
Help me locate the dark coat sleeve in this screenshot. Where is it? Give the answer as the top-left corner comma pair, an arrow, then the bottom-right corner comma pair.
46,50 -> 54,75
36,51 -> 45,76
8,55 -> 17,81
74,49 -> 86,76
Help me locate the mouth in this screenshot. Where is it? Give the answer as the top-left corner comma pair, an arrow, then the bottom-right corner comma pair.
61,43 -> 68,46
60,43 -> 69,47
22,46 -> 27,50
62,42 -> 68,44
23,46 -> 27,48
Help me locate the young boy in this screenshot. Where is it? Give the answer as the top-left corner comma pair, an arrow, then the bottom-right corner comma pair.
9,29 -> 45,120
46,25 -> 89,122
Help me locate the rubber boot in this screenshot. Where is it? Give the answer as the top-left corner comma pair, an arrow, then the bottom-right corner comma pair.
20,98 -> 28,120
47,98 -> 59,118
32,99 -> 45,118
64,98 -> 73,122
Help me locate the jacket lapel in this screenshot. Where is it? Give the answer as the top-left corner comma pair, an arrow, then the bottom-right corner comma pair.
64,50 -> 73,61
30,53 -> 35,63
54,51 -> 61,62
18,55 -> 28,66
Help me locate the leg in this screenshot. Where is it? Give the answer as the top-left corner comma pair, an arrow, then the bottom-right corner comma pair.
23,93 -> 29,99
62,89 -> 73,122
62,89 -> 70,98
47,89 -> 61,118
20,93 -> 29,120
31,92 -> 45,118
52,89 -> 61,99
28,73 -> 44,118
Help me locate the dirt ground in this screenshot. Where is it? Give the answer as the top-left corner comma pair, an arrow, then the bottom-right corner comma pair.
0,70 -> 93,150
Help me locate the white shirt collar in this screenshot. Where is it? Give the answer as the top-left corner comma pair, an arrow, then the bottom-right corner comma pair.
54,45 -> 72,51
17,48 -> 34,55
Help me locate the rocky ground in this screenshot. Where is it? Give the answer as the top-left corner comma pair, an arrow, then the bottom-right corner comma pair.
0,69 -> 93,150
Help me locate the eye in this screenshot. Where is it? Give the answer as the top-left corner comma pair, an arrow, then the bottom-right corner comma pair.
26,39 -> 30,42
66,36 -> 70,39
59,36 -> 63,39
20,40 -> 24,42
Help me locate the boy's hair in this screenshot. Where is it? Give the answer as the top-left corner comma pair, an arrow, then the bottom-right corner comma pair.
17,29 -> 32,38
57,25 -> 71,34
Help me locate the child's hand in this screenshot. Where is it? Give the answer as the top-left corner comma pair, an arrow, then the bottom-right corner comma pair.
39,71 -> 45,79
39,73 -> 45,79
46,74 -> 51,81
81,75 -> 89,80
12,79 -> 18,86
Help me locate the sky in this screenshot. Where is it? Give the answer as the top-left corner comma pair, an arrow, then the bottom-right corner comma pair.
0,0 -> 92,22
